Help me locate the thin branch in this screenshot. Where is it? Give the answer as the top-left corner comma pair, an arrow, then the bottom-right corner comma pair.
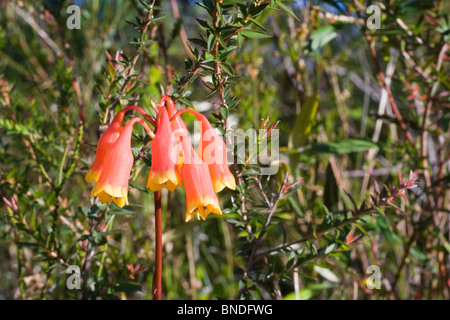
365,35 -> 414,145
255,207 -> 378,258
12,4 -> 63,57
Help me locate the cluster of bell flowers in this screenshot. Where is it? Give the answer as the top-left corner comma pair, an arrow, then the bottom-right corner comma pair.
85,96 -> 236,222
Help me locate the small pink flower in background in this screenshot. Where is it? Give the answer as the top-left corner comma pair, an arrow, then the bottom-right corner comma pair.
397,170 -> 419,202
399,170 -> 419,189
371,170 -> 419,206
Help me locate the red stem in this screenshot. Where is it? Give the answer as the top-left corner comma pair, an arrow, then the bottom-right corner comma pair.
125,117 -> 155,139
120,105 -> 156,127
170,108 -> 208,124
158,95 -> 179,117
152,191 -> 162,300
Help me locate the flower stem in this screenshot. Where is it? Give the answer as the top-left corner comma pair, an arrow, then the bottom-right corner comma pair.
120,105 -> 156,127
152,190 -> 162,300
126,117 -> 156,139
170,108 -> 208,124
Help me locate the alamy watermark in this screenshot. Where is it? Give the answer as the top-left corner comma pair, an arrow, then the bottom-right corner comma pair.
366,265 -> 382,290
66,5 -> 81,30
366,4 -> 381,30
66,265 -> 81,290
169,121 -> 280,175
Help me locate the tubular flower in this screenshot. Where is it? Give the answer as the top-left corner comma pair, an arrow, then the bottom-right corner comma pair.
155,96 -> 233,222
147,108 -> 182,192
181,150 -> 222,222
91,117 -> 145,207
164,95 -> 191,168
197,115 -> 236,193
85,111 -> 125,183
85,106 -> 153,183
172,108 -> 236,193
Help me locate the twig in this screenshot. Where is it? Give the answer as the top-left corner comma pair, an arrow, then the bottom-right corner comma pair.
255,207 -> 378,258
108,2 -> 156,114
96,215 -> 115,280
169,0 -> 196,60
244,175 -> 290,276
365,35 -> 414,145
420,43 -> 448,193
234,165 -> 254,239
12,4 -> 63,57
387,227 -> 417,300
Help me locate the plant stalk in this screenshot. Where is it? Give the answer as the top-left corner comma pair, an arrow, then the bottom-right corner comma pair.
152,190 -> 162,300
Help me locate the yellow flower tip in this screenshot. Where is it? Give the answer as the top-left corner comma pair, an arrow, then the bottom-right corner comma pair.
212,175 -> 237,193
185,197 -> 222,222
85,169 -> 101,183
212,180 -> 226,193
146,179 -> 163,192
226,175 -> 237,190
147,171 -> 181,192
185,210 -> 194,222
97,191 -> 112,204
163,179 -> 179,192
121,188 -> 129,206
112,196 -> 126,208
91,184 -> 128,207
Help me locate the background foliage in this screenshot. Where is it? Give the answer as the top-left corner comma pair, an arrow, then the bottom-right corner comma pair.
0,0 -> 449,300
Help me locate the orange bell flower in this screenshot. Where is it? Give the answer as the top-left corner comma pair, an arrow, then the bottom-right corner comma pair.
159,96 -> 224,222
198,115 -> 236,193
172,108 -> 236,193
181,150 -> 222,222
162,95 -> 195,168
85,111 -> 124,183
147,107 -> 182,192
91,117 -> 152,207
85,106 -> 153,183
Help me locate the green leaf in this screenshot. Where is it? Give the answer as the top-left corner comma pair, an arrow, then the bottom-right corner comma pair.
289,93 -> 319,150
199,62 -> 215,71
288,92 -> 319,174
354,223 -> 368,237
375,207 -> 385,216
297,288 -> 313,300
178,97 -> 195,108
310,25 -> 337,50
288,196 -> 303,217
410,247 -> 426,261
207,34 -> 216,53
248,18 -> 267,32
197,0 -> 215,16
249,3 -> 270,18
274,0 -> 300,21
308,139 -> 378,155
114,282 -> 142,293
196,19 -> 213,31
237,31 -> 243,46
222,0 -> 247,6
220,106 -> 229,118
283,283 -> 333,300
240,28 -> 271,39
221,62 -> 235,76
325,243 -> 336,254
109,206 -> 136,216
219,46 -> 237,60
324,162 -> 339,212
